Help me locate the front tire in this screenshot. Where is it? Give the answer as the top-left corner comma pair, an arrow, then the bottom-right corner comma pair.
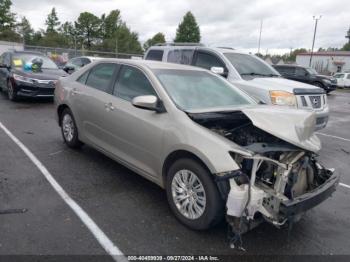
7,80 -> 18,101
60,108 -> 83,148
166,158 -> 224,230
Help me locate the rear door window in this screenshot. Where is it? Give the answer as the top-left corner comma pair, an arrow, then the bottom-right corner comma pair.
113,65 -> 157,101
167,49 -> 194,65
193,51 -> 226,71
347,74 -> 350,79
145,50 -> 164,61
85,63 -> 118,93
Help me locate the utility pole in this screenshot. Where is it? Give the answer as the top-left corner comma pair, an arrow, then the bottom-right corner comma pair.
258,20 -> 263,55
309,15 -> 322,67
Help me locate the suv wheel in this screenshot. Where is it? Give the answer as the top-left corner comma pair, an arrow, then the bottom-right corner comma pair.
7,81 -> 18,101
60,108 -> 83,148
166,158 -> 224,230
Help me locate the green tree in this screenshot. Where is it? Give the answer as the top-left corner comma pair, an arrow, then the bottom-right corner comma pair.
97,10 -> 143,54
0,0 -> 20,41
75,12 -> 101,49
100,10 -> 121,39
45,7 -> 60,34
283,48 -> 307,62
18,16 -> 33,44
174,11 -> 200,43
342,43 -> 350,51
143,32 -> 165,50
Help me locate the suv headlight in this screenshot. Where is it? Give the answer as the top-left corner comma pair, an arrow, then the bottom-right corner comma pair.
269,91 -> 296,106
13,74 -> 36,84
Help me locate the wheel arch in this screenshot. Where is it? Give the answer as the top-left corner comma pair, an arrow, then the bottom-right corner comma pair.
162,150 -> 214,188
57,104 -> 70,126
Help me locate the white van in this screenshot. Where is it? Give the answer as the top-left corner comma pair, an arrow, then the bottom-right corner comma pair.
144,44 -> 329,130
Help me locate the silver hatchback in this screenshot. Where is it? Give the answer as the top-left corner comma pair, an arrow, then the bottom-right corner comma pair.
55,59 -> 338,236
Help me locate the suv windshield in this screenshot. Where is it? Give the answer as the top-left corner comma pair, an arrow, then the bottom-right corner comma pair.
224,53 -> 280,79
154,69 -> 255,111
12,53 -> 58,69
306,68 -> 318,75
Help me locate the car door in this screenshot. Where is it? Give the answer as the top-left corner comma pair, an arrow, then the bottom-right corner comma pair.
0,53 -> 11,89
294,67 -> 310,84
69,62 -> 120,149
102,64 -> 167,178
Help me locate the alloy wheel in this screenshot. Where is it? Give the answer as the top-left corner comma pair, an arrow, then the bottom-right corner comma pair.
62,114 -> 75,142
171,169 -> 206,220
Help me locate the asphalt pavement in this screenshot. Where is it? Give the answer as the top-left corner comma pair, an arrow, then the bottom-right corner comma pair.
0,90 -> 349,260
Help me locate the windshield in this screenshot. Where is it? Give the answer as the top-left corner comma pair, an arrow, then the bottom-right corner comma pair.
12,53 -> 58,69
154,69 -> 255,111
224,53 -> 280,79
306,68 -> 318,75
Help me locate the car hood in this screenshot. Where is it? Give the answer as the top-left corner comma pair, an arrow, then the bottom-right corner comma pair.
241,106 -> 320,152
187,105 -> 321,152
241,77 -> 321,92
315,74 -> 333,80
13,67 -> 68,80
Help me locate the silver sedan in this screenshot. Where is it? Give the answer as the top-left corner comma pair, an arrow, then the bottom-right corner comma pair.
55,59 -> 338,234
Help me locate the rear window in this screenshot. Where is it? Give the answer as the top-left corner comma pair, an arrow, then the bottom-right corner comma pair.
167,49 -> 194,65
145,50 -> 164,61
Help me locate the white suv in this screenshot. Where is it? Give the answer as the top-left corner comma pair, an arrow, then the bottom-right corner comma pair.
334,72 -> 350,88
144,44 -> 329,130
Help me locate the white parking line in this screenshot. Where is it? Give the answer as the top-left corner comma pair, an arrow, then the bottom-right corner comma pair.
0,121 -> 127,262
316,132 -> 350,142
340,183 -> 350,189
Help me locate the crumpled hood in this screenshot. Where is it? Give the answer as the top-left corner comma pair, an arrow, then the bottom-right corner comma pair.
241,106 -> 321,152
243,77 -> 321,92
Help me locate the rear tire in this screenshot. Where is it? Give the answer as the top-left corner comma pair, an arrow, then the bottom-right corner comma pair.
60,108 -> 83,149
166,158 -> 224,230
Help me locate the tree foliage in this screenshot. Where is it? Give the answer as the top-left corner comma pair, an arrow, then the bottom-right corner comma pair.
45,7 -> 60,34
143,32 -> 165,50
0,0 -> 20,41
342,42 -> 350,51
174,11 -> 200,43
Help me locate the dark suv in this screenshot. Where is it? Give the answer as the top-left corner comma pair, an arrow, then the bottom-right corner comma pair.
273,65 -> 337,93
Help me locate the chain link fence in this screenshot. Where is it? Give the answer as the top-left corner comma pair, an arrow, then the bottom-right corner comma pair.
24,45 -> 143,66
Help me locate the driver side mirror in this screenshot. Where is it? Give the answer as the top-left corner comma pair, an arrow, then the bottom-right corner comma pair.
132,95 -> 166,113
210,67 -> 228,77
64,65 -> 75,74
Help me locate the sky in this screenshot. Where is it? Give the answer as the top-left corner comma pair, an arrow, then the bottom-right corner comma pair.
11,0 -> 350,55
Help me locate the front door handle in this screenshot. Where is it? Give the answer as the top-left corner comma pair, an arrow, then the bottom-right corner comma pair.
72,88 -> 80,95
104,102 -> 115,111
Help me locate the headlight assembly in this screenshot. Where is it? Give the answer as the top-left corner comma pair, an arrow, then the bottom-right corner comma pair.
269,90 -> 296,106
13,74 -> 36,84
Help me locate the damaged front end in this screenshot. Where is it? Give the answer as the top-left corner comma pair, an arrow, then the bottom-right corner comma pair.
187,107 -> 339,244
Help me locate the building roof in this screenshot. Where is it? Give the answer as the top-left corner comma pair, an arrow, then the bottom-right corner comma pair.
297,51 -> 350,57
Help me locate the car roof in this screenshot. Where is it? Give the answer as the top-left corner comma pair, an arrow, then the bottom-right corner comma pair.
146,45 -> 252,55
95,58 -> 207,71
273,64 -> 306,68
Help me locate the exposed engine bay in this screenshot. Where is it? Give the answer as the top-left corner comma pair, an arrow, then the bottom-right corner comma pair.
188,110 -> 339,242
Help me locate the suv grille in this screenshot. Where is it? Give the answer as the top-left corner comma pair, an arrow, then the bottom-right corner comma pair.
309,95 -> 322,109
